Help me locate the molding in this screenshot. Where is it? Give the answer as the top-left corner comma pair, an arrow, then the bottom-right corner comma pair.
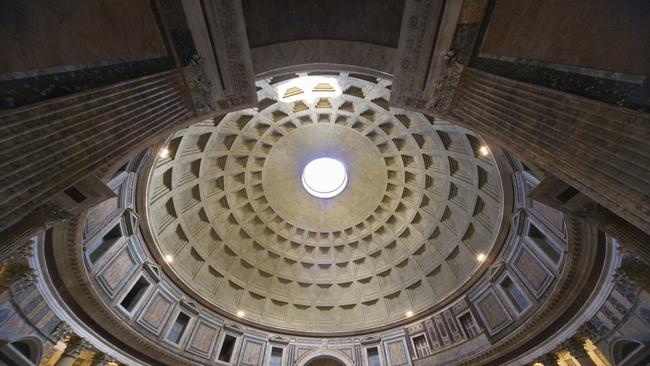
180,299 -> 200,315
180,0 -> 257,113
391,0 -> 464,114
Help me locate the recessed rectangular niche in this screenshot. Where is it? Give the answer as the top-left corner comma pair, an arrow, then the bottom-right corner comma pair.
527,223 -> 562,264
500,276 -> 529,313
459,312 -> 480,338
64,186 -> 87,203
88,224 -> 122,264
166,312 -> 190,344
556,186 -> 579,203
367,347 -> 380,366
119,276 -> 149,313
412,334 -> 432,358
269,347 -> 283,366
218,334 -> 237,362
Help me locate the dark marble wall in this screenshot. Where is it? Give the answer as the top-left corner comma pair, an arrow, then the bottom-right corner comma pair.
242,0 -> 406,49
481,0 -> 649,75
0,0 -> 195,110
0,0 -> 167,75
470,0 -> 650,112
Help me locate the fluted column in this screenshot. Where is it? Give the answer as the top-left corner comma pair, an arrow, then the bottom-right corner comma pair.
55,337 -> 89,366
576,204 -> 650,267
535,352 -> 560,366
0,204 -> 72,259
562,337 -> 597,366
451,68 -> 650,236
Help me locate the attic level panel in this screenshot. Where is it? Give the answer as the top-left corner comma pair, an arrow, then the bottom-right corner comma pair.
0,0 -> 167,75
480,0 -> 650,75
242,0 -> 406,48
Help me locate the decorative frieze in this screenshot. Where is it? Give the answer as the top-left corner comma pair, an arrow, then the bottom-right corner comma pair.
180,0 -> 257,113
50,321 -> 73,342
392,0 -> 465,114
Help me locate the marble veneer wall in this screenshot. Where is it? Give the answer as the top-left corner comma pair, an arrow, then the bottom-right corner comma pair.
31,140 -> 602,366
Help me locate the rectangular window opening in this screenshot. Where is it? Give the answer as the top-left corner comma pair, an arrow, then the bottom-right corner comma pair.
64,186 -> 87,203
119,276 -> 149,312
218,334 -> 237,362
413,334 -> 432,358
89,224 -> 122,264
269,347 -> 283,366
500,276 -> 529,312
367,347 -> 380,366
167,312 -> 190,344
556,186 -> 579,204
459,313 -> 480,338
528,223 -> 561,263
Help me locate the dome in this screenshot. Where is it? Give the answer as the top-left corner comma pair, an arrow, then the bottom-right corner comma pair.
143,73 -> 507,333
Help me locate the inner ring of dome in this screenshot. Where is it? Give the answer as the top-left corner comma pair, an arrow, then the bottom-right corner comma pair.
301,158 -> 348,198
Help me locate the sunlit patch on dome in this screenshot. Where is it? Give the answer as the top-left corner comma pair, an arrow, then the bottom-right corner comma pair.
276,76 -> 342,104
301,158 -> 348,198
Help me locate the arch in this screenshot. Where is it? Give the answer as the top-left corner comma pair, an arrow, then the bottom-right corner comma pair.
306,358 -> 345,366
611,338 -> 644,365
295,349 -> 354,366
0,336 -> 43,366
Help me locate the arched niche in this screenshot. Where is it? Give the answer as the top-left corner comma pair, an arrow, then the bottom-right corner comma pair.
0,337 -> 43,366
306,358 -> 346,366
295,349 -> 354,366
610,338 -> 650,366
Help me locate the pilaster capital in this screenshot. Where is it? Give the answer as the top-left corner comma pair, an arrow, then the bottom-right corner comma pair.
33,203 -> 75,227
182,57 -> 219,114
573,203 -> 612,225
615,251 -> 650,290
535,352 -> 560,366
0,239 -> 34,265
11,269 -> 37,292
92,352 -> 117,366
63,337 -> 91,357
561,337 -> 589,359
50,321 -> 74,342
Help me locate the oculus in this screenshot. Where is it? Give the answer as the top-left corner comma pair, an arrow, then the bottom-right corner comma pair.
301,158 -> 348,198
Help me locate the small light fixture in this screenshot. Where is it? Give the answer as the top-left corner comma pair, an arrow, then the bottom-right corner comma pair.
164,255 -> 174,263
477,253 -> 486,262
478,146 -> 490,156
405,310 -> 414,317
159,147 -> 170,158
236,310 -> 245,317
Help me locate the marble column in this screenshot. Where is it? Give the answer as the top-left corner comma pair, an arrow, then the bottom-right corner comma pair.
451,68 -> 650,237
535,352 -> 560,366
563,337 -> 598,366
0,204 -> 73,256
55,337 -> 89,366
576,204 -> 650,267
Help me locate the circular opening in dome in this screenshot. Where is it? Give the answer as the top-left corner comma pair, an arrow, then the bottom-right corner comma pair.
301,158 -> 347,198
